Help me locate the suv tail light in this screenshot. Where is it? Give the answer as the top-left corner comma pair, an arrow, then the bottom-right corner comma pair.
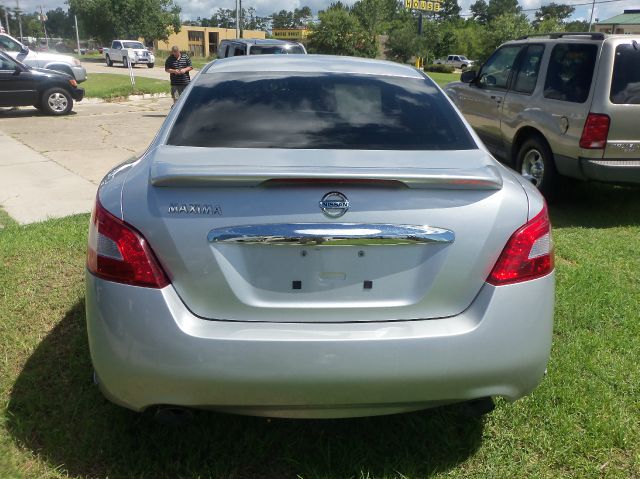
87,199 -> 169,288
487,205 -> 554,286
579,113 -> 610,149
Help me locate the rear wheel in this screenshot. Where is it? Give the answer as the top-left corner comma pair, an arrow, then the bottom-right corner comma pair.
105,55 -> 113,67
123,56 -> 128,68
516,136 -> 559,198
147,63 -> 154,68
41,88 -> 73,115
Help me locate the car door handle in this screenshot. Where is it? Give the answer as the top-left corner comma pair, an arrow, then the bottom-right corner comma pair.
490,95 -> 502,104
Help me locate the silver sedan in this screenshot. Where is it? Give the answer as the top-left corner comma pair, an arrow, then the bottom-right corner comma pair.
86,55 -> 555,418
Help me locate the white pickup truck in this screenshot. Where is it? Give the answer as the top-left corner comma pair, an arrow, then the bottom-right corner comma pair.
434,55 -> 475,70
103,40 -> 155,68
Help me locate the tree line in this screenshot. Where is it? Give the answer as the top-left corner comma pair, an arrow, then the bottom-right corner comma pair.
1,0 -> 590,61
305,0 -> 589,63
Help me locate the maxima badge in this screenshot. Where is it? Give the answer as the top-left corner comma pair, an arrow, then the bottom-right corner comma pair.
319,192 -> 350,218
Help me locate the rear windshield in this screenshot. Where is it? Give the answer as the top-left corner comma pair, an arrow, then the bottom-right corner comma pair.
610,43 -> 640,104
167,73 -> 476,150
250,45 -> 305,55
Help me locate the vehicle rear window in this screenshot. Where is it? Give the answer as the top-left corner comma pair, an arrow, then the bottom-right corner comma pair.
610,43 -> 640,104
250,46 -> 305,55
167,73 -> 477,150
544,43 -> 597,103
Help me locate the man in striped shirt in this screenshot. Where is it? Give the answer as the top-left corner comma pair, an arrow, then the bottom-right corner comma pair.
165,46 -> 193,103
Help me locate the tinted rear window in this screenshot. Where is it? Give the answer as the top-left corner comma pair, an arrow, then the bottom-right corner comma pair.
249,45 -> 305,54
610,43 -> 640,104
167,73 -> 476,150
544,43 -> 597,103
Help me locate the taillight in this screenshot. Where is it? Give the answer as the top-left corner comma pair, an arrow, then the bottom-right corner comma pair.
87,199 -> 169,288
579,113 -> 610,149
487,205 -> 554,286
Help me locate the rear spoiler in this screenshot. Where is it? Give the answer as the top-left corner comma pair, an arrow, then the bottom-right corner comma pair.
149,147 -> 504,190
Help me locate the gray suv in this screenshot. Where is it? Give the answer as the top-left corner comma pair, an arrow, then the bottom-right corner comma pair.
217,39 -> 306,58
445,33 -> 640,195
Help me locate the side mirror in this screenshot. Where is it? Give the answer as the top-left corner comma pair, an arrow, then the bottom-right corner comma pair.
460,69 -> 476,83
484,75 -> 497,86
17,45 -> 29,61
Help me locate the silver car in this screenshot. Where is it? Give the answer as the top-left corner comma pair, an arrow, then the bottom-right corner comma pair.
86,55 -> 555,419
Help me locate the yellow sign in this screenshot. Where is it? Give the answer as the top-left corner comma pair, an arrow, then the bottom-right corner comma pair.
405,0 -> 442,11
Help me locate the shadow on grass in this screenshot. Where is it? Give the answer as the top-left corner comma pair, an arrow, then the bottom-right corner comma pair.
549,182 -> 640,229
6,300 -> 484,478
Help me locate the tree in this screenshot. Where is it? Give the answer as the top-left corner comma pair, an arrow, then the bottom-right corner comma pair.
435,0 -> 462,22
486,0 -> 521,21
351,0 -> 399,35
308,7 -> 376,57
534,3 -> 575,27
386,20 -> 417,63
480,13 -> 531,59
43,8 -> 74,38
271,9 -> 294,29
470,0 -> 489,24
209,8 -> 235,28
68,0 -> 181,43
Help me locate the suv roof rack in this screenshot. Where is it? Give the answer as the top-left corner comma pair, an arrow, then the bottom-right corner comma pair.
517,32 -> 606,40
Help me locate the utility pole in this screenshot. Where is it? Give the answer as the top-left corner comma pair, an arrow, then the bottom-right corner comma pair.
239,0 -> 243,38
588,0 -> 596,32
15,0 -> 23,41
74,14 -> 81,56
235,0 -> 239,38
39,5 -> 48,49
3,7 -> 10,35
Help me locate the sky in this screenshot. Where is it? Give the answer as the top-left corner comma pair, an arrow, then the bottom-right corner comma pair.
5,0 -> 639,25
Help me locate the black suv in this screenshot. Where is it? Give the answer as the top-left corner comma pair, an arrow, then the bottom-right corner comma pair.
0,51 -> 84,115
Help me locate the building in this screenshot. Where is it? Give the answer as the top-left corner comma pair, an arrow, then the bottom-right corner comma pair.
596,9 -> 640,35
154,26 -> 266,57
272,28 -> 311,41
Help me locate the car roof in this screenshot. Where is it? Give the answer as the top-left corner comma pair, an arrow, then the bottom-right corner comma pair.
204,54 -> 424,78
220,39 -> 300,46
503,32 -> 640,46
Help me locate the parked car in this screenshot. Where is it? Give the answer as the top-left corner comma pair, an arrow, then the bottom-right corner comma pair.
434,54 -> 475,69
86,55 -> 554,419
217,38 -> 306,58
445,33 -> 640,196
103,40 -> 155,68
0,51 -> 84,115
0,33 -> 87,82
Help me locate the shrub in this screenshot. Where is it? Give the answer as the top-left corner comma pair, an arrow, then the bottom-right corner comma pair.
424,64 -> 455,73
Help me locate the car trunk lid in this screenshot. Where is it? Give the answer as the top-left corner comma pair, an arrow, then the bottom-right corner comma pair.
121,147 -> 528,323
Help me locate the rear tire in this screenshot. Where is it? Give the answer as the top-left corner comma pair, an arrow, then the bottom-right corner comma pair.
105,55 -> 113,67
123,56 -> 128,68
516,136 -> 559,198
147,63 -> 154,68
41,88 -> 73,115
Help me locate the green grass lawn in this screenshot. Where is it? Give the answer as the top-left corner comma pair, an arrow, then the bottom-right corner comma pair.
425,71 -> 460,87
81,73 -> 169,99
1,183 -> 639,478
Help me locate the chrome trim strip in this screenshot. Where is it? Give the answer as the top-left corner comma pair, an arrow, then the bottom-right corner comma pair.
208,223 -> 455,246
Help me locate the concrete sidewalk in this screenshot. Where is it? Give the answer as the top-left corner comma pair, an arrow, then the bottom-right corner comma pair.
0,131 -> 97,224
0,97 -> 171,224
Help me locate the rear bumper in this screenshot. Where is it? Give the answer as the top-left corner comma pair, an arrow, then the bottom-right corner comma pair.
580,158 -> 640,184
71,87 -> 84,101
86,271 -> 555,418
